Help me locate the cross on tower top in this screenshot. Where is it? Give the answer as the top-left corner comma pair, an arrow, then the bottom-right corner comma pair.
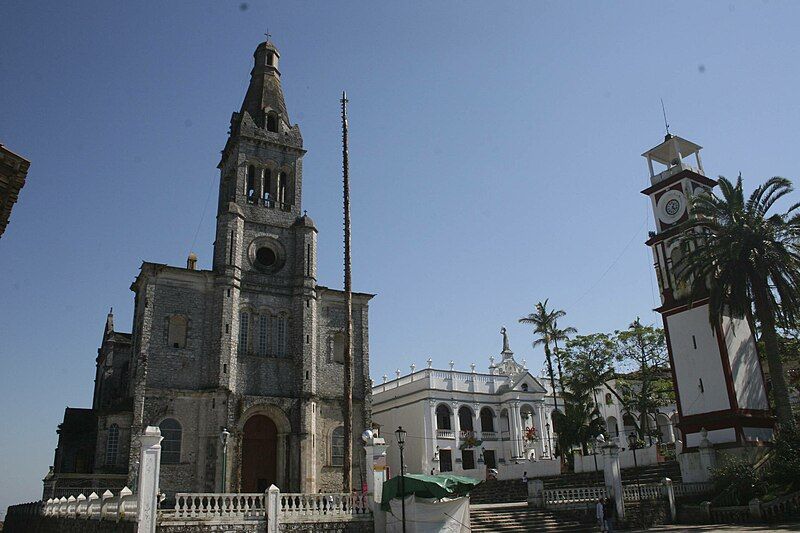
264,29 -> 271,43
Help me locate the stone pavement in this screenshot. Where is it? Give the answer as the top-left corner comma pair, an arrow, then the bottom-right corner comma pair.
632,522 -> 800,532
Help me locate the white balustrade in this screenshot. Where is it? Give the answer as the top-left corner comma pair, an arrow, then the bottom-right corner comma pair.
172,493 -> 266,520
436,429 -> 455,439
41,487 -> 137,522
623,483 -> 664,501
673,482 -> 713,497
543,486 -> 608,507
279,492 -> 369,521
480,431 -> 497,440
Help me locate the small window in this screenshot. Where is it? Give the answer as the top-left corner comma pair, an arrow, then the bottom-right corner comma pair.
333,333 -> 345,364
160,419 -> 182,464
106,424 -> 120,466
605,393 -> 613,405
462,449 -> 475,470
331,426 -> 344,466
436,404 -> 452,430
480,408 -> 495,433
238,312 -> 249,355
167,315 -> 187,349
246,166 -> 256,200
267,113 -> 278,133
521,383 -> 529,392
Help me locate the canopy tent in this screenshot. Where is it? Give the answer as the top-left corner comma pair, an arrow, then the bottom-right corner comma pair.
380,474 -> 482,511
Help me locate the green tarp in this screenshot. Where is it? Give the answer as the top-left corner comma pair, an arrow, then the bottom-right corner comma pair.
380,474 -> 482,510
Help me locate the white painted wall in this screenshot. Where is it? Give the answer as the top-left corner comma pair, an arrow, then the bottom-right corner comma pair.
667,305 -> 731,416
721,315 -> 768,410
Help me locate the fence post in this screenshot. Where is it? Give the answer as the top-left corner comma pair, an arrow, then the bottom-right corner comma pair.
697,429 -> 716,482
267,484 -> 280,533
528,479 -> 544,508
748,498 -> 762,520
137,426 -> 163,533
662,477 -> 676,522
602,438 -> 625,520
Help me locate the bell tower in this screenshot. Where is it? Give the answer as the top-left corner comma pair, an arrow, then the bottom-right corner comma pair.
642,134 -> 773,448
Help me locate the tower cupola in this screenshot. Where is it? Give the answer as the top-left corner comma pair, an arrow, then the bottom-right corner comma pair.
237,40 -> 291,132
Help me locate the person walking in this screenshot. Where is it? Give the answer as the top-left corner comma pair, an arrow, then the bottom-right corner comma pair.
603,497 -> 615,533
595,498 -> 606,531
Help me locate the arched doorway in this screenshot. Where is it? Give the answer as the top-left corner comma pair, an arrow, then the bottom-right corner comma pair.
242,415 -> 278,492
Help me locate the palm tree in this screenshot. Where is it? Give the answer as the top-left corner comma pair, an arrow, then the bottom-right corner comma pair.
674,175 -> 800,427
519,300 -> 563,413
550,321 -> 578,398
551,386 -> 606,457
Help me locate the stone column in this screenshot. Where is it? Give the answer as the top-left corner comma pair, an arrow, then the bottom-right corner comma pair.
509,403 -> 522,459
136,426 -> 163,533
602,439 -> 624,520
363,435 -> 388,508
663,477 -> 676,522
698,429 -> 716,482
427,400 -> 437,472
528,479 -> 544,508
453,403 -> 461,460
267,484 -> 280,533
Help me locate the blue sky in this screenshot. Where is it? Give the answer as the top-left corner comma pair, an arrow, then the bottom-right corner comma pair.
2,0 -> 800,515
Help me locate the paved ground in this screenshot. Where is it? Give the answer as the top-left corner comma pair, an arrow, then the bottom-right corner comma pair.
631,522 -> 800,532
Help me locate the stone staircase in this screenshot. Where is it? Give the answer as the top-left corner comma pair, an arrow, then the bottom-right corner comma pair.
469,460 -> 682,504
470,502 -> 594,532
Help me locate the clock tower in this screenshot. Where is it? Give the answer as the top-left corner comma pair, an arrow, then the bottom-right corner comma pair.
642,134 -> 774,448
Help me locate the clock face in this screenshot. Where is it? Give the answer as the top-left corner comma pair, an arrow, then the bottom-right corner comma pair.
656,190 -> 686,225
665,198 -> 681,217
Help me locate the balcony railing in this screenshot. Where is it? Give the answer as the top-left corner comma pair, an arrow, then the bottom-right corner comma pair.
436,429 -> 454,439
500,431 -> 511,440
481,431 -> 498,440
246,194 -> 291,212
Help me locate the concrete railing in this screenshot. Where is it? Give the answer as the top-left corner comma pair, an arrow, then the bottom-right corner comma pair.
278,491 -> 370,521
171,492 -> 266,520
43,486 -> 138,521
538,481 -> 712,510
437,429 -> 455,439
673,482 -> 714,498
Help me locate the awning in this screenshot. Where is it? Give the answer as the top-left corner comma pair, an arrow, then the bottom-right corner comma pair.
380,474 -> 482,510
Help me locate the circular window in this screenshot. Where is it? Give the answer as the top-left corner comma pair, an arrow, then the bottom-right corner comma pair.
256,247 -> 277,268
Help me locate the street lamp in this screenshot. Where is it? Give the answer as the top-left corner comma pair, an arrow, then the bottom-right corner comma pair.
220,428 -> 230,492
395,426 -> 407,533
545,422 -> 551,458
627,431 -> 642,501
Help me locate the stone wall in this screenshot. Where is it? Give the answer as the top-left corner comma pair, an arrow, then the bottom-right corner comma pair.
157,521 -> 265,533
4,504 -> 134,533
280,519 -> 374,533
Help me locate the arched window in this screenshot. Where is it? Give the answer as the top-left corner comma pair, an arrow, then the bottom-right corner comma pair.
277,172 -> 288,209
167,315 -> 187,349
262,169 -> 272,204
238,312 -> 250,355
436,404 -> 452,430
479,408 -> 495,433
106,424 -> 119,466
333,333 -> 345,364
246,165 -> 256,201
605,393 -> 613,405
258,314 -> 269,356
267,113 -> 278,133
458,406 -> 474,432
271,314 -> 288,357
160,418 -> 182,464
331,427 -> 344,467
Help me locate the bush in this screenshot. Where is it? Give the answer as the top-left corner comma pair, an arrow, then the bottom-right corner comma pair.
710,456 -> 765,505
765,424 -> 800,492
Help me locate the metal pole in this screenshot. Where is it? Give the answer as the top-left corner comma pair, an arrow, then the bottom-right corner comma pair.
341,91 -> 353,492
399,446 -> 406,533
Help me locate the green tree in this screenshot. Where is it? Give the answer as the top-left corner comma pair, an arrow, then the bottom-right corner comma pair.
519,299 -> 567,412
550,321 -> 578,399
562,333 -> 620,407
675,176 -> 800,427
552,386 -> 606,458
615,319 -> 672,440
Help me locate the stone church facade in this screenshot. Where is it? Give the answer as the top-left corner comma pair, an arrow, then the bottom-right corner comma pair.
44,40 -> 373,498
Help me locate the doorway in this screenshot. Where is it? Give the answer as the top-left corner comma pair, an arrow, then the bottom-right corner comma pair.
241,415 -> 278,492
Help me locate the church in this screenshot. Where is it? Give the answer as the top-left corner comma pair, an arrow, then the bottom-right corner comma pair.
43,39 -> 373,498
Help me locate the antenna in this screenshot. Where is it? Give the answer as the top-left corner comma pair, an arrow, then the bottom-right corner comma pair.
660,98 -> 671,136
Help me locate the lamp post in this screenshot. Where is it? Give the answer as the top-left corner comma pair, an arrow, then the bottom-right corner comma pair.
545,422 -> 551,458
395,426 -> 407,533
627,431 -> 641,502
219,428 -> 230,492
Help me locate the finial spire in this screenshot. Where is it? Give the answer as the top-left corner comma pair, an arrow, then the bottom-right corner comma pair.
264,29 -> 272,43
660,98 -> 671,139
